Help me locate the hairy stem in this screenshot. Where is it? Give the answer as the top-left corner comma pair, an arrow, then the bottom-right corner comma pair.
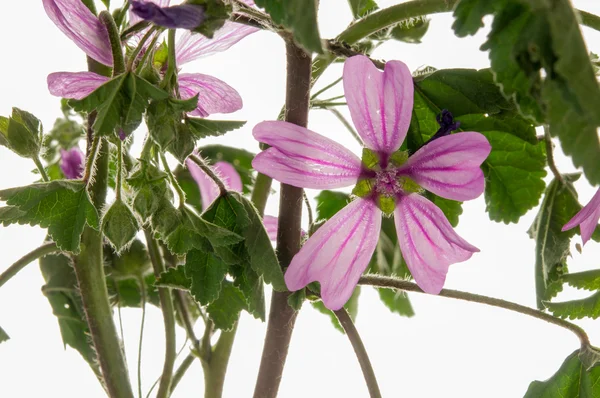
543,126 -> 565,185
116,139 -> 124,201
160,153 -> 186,208
82,135 -> 101,184
205,325 -> 238,398
359,275 -> 591,347
334,309 -> 382,398
162,29 -> 178,91
170,354 -> 195,394
33,156 -> 49,182
99,11 -> 125,75
128,26 -> 160,71
328,108 -> 363,145
253,40 -> 311,398
188,154 -> 228,195
0,242 -> 58,289
144,230 -> 177,398
137,277 -> 147,398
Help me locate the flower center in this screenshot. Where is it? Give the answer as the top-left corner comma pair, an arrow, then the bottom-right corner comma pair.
374,168 -> 402,197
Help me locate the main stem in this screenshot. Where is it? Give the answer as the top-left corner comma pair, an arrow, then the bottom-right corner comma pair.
253,40 -> 311,398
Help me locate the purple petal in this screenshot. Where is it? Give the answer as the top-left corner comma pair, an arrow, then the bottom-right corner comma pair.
562,188 -> 600,245
47,72 -> 109,100
60,147 -> 85,179
175,22 -> 259,65
43,0 -> 113,66
263,215 -> 278,241
178,73 -> 243,117
252,121 -> 362,189
130,1 -> 205,29
285,199 -> 382,310
343,55 -> 413,154
400,132 -> 491,201
394,194 -> 479,294
186,159 -> 242,210
129,0 -> 170,26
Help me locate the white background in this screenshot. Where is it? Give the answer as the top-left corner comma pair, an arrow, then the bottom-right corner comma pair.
1,1 -> 600,397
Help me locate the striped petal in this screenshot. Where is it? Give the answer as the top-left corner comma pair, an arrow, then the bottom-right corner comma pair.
175,22 -> 259,65
47,72 -> 109,100
263,215 -> 278,242
343,55 -> 413,154
252,121 -> 362,189
394,194 -> 479,295
562,188 -> 600,245
400,132 -> 491,201
43,0 -> 113,66
187,159 -> 242,211
178,73 -> 243,117
285,199 -> 381,310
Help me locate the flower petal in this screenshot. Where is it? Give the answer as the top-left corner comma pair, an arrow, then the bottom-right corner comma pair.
252,121 -> 362,189
60,147 -> 84,179
400,132 -> 491,201
285,199 -> 381,310
47,72 -> 109,100
394,194 -> 479,294
129,0 -> 170,26
562,188 -> 600,245
343,55 -> 413,154
175,22 -> 259,65
178,73 -> 243,117
43,0 -> 113,66
187,159 -> 242,210
263,215 -> 278,242
130,1 -> 204,29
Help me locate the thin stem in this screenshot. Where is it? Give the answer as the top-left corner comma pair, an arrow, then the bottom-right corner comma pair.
82,135 -> 101,184
116,139 -> 124,201
128,26 -> 160,71
137,276 -> 147,398
144,230 -> 177,398
174,291 -> 205,362
310,76 -> 343,99
328,108 -> 363,145
311,101 -> 347,108
250,173 -> 273,216
188,154 -> 228,195
359,275 -> 591,347
121,21 -> 151,41
334,309 -> 382,398
114,1 -> 131,28
544,126 -> 565,185
135,32 -> 162,75
0,242 -> 58,289
33,156 -> 49,182
303,192 -> 313,229
205,325 -> 238,398
162,29 -> 178,90
170,354 -> 195,394
201,320 -> 214,362
580,9 -> 600,32
160,152 -> 186,208
140,134 -> 154,161
253,39 -> 310,398
99,11 -> 126,75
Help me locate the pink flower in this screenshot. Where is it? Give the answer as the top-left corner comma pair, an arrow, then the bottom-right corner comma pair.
252,55 -> 491,310
60,147 -> 84,179
45,0 -> 257,117
562,188 -> 600,245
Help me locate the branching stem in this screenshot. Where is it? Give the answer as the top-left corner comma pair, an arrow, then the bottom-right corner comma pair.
0,242 -> 58,289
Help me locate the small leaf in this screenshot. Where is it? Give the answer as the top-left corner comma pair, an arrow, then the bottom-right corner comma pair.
0,181 -> 99,253
347,0 -> 378,18
107,274 -> 160,308
206,282 -> 247,331
1,108 -> 42,158
147,96 -> 197,150
563,270 -> 600,291
546,291 -> 600,320
107,239 -> 152,279
184,249 -> 227,305
0,326 -> 9,344
186,118 -> 246,139
524,350 -> 600,397
102,200 -> 140,253
377,288 -> 415,317
156,265 -> 191,290
315,190 -> 350,221
127,160 -> 171,222
389,16 -> 430,44
287,289 -> 306,311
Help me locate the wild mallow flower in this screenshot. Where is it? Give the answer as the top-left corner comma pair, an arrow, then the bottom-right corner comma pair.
562,188 -> 600,245
130,0 -> 205,29
60,147 -> 84,179
45,0 -> 257,117
252,55 -> 492,310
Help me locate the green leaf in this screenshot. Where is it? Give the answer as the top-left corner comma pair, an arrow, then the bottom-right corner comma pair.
70,73 -> 168,137
389,16 -> 430,44
106,273 -> 160,308
156,265 -> 191,290
254,0 -> 322,54
377,288 -> 415,317
546,291 -> 600,320
528,175 -> 581,308
347,0 -> 378,18
40,253 -> 101,378
287,289 -> 306,311
102,200 -> 140,253
311,287 -> 361,334
0,326 -> 9,344
206,282 -> 247,331
0,108 -> 42,158
127,160 -> 171,222
106,239 -> 152,279
315,190 -> 351,221
197,145 -> 256,194
563,270 -> 600,291
429,195 -> 463,227
0,181 -> 99,253
146,96 -> 197,151
184,249 -> 227,305
167,124 -> 196,164
186,118 -> 246,139
524,350 -> 600,397
229,263 -> 266,321
453,0 -> 600,185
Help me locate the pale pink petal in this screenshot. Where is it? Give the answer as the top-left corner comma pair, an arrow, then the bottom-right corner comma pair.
129,0 -> 171,26
43,0 -> 113,66
175,22 -> 259,65
47,72 -> 109,100
263,215 -> 278,241
400,132 -> 491,201
343,55 -> 413,154
186,159 -> 242,210
394,194 -> 479,294
562,188 -> 600,245
285,199 -> 382,310
252,121 -> 362,189
178,73 -> 243,117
